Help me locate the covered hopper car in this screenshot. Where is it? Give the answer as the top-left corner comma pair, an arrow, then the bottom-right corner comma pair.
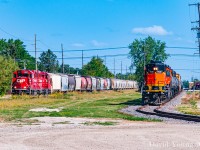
12,70 -> 137,95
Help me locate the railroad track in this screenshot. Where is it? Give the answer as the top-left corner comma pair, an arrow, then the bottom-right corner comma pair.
136,94 -> 200,122
136,106 -> 200,122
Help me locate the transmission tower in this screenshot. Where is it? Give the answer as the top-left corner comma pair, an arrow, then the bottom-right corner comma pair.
189,3 -> 200,55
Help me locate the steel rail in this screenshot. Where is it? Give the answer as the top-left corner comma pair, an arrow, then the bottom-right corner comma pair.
136,105 -> 200,122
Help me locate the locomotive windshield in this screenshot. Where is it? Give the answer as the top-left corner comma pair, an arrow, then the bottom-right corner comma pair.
17,73 -> 29,77
146,64 -> 165,73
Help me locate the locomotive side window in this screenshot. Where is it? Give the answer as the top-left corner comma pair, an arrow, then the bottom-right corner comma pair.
13,74 -> 16,78
166,70 -> 170,77
18,73 -> 29,77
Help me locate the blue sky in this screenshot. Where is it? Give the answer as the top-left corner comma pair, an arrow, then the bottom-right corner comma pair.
0,0 -> 199,80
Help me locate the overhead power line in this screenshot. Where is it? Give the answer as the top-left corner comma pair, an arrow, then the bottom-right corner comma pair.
166,46 -> 198,49
27,46 -> 199,53
57,54 -> 128,60
0,26 -> 33,42
32,53 -> 200,60
28,46 -> 129,53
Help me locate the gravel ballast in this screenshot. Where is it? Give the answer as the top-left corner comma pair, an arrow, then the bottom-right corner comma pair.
120,91 -> 200,124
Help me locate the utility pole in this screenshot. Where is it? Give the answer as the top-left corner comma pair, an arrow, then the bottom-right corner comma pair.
104,56 -> 106,66
189,3 -> 200,55
82,50 -> 83,69
61,43 -> 64,73
121,61 -> 122,79
34,34 -> 37,71
114,58 -> 115,77
126,65 -> 127,75
143,42 -> 146,71
23,60 -> 26,69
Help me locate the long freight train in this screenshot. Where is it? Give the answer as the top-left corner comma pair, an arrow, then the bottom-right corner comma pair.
12,70 -> 137,94
142,60 -> 182,105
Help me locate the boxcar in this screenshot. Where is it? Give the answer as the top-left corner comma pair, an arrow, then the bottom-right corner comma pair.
91,77 -> 97,91
133,81 -> 138,89
111,79 -> 116,90
81,76 -> 87,91
68,75 -> 75,91
48,73 -> 61,93
75,75 -> 81,91
60,74 -> 68,92
96,77 -> 101,91
100,78 -> 104,90
106,78 -> 111,90
85,76 -> 92,91
104,78 -> 108,90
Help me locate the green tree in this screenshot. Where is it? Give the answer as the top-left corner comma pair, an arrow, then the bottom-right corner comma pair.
38,49 -> 59,73
0,56 -> 18,96
82,57 -> 114,77
129,36 -> 168,84
115,73 -> 136,80
59,64 -> 82,74
182,80 -> 189,88
0,39 -> 35,70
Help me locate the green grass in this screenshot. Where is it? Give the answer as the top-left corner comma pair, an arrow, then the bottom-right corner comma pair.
177,92 -> 200,115
0,90 -> 158,122
83,121 -> 118,126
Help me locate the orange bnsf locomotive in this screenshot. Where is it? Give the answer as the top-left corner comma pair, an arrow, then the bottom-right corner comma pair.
142,60 -> 182,105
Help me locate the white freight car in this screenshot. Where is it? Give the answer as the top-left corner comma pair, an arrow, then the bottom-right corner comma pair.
75,75 -> 81,91
107,78 -> 111,90
100,78 -> 104,90
60,74 -> 68,92
91,77 -> 97,91
48,73 -> 61,93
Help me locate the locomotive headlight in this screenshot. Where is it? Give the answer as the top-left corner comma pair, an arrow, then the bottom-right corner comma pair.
153,67 -> 158,71
24,86 -> 26,89
14,86 -> 17,89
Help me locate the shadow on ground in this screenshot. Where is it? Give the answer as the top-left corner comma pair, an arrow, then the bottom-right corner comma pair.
109,98 -> 142,106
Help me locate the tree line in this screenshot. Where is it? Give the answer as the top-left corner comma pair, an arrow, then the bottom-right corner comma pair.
0,36 -> 169,95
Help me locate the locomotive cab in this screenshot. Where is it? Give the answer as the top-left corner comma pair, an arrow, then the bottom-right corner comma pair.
12,70 -> 31,94
142,60 -> 181,105
144,61 -> 165,93
12,70 -> 49,95
143,61 -> 172,105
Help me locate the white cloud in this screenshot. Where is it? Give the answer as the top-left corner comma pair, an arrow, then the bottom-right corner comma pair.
132,25 -> 172,36
71,43 -> 85,47
91,40 -> 107,47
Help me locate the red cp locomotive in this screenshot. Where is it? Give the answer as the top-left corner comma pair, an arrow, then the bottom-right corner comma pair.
12,70 -> 49,94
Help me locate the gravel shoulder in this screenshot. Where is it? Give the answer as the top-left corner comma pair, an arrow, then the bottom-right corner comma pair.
0,117 -> 200,150
0,91 -> 199,150
120,91 -> 200,124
